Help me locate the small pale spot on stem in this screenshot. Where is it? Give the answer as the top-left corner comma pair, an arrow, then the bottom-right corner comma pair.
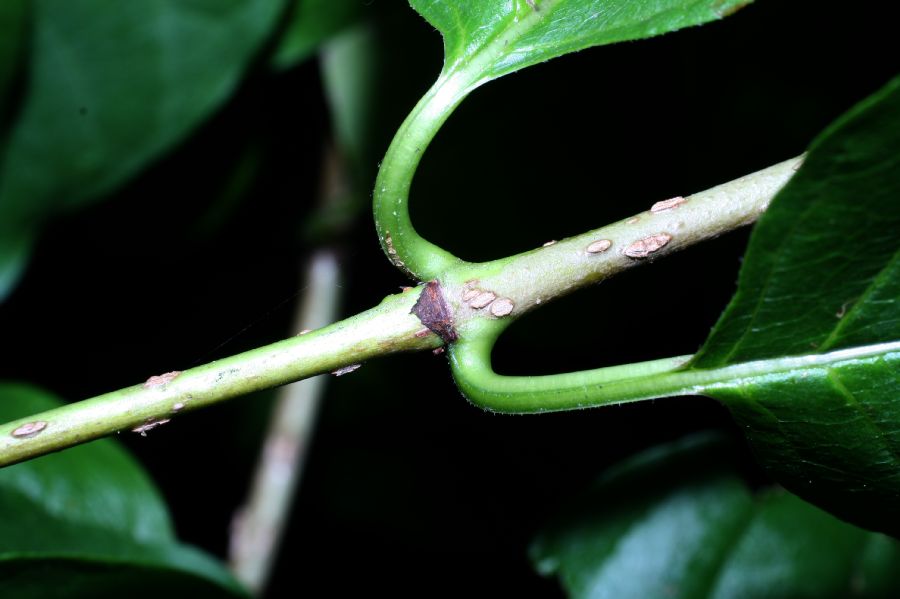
144,371 -> 182,388
132,418 -> 171,437
542,240 -> 557,247
586,239 -> 612,254
297,329 -> 313,336
385,232 -> 397,256
490,298 -> 515,317
624,233 -> 672,258
414,327 -> 432,338
12,421 -> 47,438
469,291 -> 497,309
462,288 -> 480,302
650,196 -> 686,213
172,402 -> 186,413
332,364 -> 361,377
626,217 -> 640,225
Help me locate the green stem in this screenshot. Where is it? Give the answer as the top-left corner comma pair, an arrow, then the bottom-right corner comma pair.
0,288 -> 440,467
441,157 -> 801,338
0,156 -> 802,466
372,69 -> 477,280
450,331 -> 900,413
443,158 -> 803,412
370,1 -> 571,281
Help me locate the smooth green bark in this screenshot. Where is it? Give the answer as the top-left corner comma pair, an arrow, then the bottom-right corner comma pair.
0,289 -> 440,467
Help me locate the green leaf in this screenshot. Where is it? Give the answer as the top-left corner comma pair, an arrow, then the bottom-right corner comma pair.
409,0 -> 751,83
0,0 -> 287,302
690,77 -> 900,535
271,0 -> 363,70
531,434 -> 900,599
0,382 -> 246,598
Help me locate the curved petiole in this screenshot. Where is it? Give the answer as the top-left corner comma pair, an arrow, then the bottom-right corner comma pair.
449,325 -> 696,413
372,69 -> 477,281
449,324 -> 900,413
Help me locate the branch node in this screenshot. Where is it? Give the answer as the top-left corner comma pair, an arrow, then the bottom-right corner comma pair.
411,280 -> 458,343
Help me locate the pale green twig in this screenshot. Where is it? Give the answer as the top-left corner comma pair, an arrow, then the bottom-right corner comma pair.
0,286 -> 440,467
0,158 -> 799,466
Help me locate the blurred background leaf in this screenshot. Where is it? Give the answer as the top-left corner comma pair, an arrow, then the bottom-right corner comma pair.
0,383 -> 246,598
532,433 -> 900,599
300,23 -> 381,244
271,0 -> 363,71
0,0 -> 288,302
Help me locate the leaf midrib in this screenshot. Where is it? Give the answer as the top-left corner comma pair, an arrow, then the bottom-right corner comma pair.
442,0 -> 550,81
689,342 -> 900,401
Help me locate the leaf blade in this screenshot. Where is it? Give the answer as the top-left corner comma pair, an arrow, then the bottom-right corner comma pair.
0,0 -> 287,301
532,434 -> 900,599
690,76 -> 900,535
693,77 -> 900,365
409,0 -> 752,82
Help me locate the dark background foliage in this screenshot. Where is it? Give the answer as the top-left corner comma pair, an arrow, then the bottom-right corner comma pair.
0,1 -> 895,595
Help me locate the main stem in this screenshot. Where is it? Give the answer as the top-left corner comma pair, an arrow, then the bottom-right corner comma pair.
0,289 -> 440,467
0,157 -> 799,467
442,157 -> 802,334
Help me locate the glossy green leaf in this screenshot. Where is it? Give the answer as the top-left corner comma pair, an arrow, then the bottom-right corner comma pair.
0,0 -> 287,302
532,434 -> 900,599
690,77 -> 900,535
271,0 -> 363,70
0,383 -> 246,598
409,0 -> 751,82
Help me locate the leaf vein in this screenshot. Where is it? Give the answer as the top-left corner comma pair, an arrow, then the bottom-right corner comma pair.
826,367 -> 900,469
